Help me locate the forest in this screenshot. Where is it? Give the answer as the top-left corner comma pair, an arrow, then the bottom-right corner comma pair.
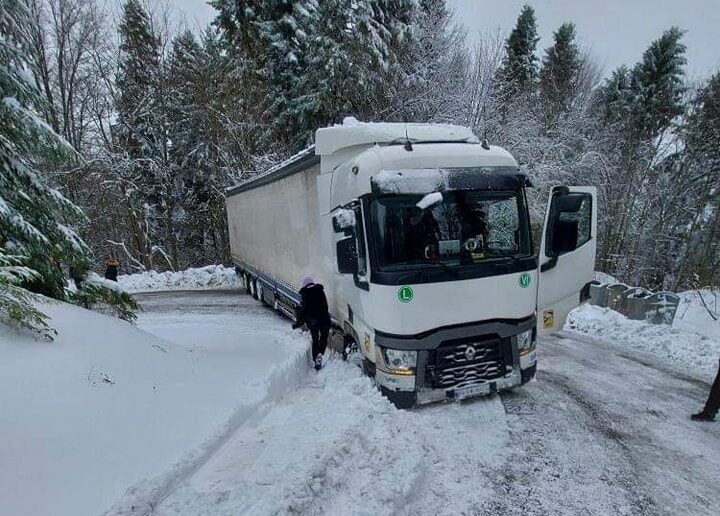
1,0 -> 718,332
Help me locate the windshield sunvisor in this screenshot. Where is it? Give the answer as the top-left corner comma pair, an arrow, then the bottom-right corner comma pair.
371,167 -> 531,195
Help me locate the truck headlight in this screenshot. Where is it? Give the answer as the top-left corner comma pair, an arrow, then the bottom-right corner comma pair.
517,328 -> 535,353
376,347 -> 417,375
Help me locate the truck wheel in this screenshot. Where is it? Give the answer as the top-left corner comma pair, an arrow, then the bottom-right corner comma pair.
380,386 -> 416,410
258,284 -> 270,307
362,358 -> 376,377
251,279 -> 259,300
244,274 -> 251,295
342,335 -> 357,361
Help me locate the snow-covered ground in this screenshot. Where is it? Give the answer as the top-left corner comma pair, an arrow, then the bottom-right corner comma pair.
0,291 -> 306,516
118,265 -> 241,293
568,290 -> 720,380
3,288 -> 719,516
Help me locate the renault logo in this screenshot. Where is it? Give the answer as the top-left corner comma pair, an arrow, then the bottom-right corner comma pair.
464,345 -> 477,361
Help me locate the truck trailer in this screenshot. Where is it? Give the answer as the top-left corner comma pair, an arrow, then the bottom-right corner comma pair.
226,120 -> 597,408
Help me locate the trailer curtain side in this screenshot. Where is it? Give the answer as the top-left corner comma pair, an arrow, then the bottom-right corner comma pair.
226,160 -> 330,299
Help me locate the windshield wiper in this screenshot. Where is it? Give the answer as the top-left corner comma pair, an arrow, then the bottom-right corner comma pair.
391,261 -> 459,284
428,260 -> 460,277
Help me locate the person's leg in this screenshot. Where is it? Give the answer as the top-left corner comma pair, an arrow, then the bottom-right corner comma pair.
318,324 -> 330,356
703,359 -> 720,415
693,359 -> 720,421
309,325 -> 321,358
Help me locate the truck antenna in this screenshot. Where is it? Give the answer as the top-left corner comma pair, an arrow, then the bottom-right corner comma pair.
404,123 -> 413,152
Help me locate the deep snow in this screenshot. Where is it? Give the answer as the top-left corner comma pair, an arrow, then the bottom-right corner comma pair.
118,265 -> 241,293
147,333 -> 720,516
2,288 -> 719,516
568,290 -> 720,379
0,292 -> 305,516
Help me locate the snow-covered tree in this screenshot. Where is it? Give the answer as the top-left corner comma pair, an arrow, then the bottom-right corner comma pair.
1,0 -> 136,334
497,4 -> 539,100
213,0 -> 417,149
592,28 -> 688,284
539,22 -> 581,119
112,0 -> 173,269
667,73 -> 720,288
389,0 -> 468,123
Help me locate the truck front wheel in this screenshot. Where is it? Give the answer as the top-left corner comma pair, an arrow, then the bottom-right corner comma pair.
380,386 -> 416,410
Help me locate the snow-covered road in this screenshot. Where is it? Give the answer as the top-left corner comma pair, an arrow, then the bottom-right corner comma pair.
116,291 -> 719,516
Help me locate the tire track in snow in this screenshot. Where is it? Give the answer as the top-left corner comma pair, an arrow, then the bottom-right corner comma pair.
483,334 -> 719,516
103,347 -> 312,516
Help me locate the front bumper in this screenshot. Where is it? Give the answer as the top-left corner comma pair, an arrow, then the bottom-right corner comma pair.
416,368 -> 523,405
373,316 -> 537,407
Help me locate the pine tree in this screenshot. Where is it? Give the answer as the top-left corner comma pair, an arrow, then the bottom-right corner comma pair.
212,0 -> 417,149
116,0 -> 162,159
670,73 -> 720,287
630,26 -> 687,140
114,0 -> 172,269
497,4 -> 540,100
1,0 -> 137,335
539,22 -> 580,117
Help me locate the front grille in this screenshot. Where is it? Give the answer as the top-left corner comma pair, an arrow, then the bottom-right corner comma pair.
426,338 -> 506,389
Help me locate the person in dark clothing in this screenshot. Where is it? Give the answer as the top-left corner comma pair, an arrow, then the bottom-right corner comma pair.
692,358 -> 720,422
292,276 -> 331,370
104,257 -> 120,282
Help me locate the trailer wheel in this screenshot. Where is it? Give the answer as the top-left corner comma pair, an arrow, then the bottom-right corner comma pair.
243,274 -> 251,295
250,278 -> 259,300
257,283 -> 270,307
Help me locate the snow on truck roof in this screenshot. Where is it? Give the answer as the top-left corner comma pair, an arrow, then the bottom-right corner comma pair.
315,117 -> 480,155
226,119 -> 517,197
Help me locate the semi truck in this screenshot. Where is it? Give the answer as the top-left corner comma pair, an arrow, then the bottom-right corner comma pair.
226,119 -> 597,408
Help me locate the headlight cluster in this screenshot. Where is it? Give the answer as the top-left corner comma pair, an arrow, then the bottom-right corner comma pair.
517,328 -> 535,353
376,347 -> 417,375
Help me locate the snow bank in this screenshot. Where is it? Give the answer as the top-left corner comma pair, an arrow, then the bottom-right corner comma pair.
151,357 -> 509,516
566,291 -> 720,379
0,297 -> 306,516
118,265 -> 241,293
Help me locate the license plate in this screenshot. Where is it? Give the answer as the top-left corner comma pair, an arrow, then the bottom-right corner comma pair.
454,383 -> 488,400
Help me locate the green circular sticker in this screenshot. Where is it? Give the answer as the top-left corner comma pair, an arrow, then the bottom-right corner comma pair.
519,273 -> 532,288
397,285 -> 414,303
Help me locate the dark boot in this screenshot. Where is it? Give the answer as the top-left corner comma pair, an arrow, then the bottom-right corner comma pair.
693,359 -> 720,422
691,411 -> 716,422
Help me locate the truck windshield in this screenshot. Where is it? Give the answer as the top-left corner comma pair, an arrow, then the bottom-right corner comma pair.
369,190 -> 531,271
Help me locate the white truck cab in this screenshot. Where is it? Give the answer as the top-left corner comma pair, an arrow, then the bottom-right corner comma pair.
226,119 -> 597,408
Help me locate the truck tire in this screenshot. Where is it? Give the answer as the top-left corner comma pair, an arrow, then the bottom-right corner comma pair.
342,335 -> 357,361
380,386 -> 416,410
258,283 -> 270,307
244,274 -> 251,295
250,279 -> 259,300
362,357 -> 376,377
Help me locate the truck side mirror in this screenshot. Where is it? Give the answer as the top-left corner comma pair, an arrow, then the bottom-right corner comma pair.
336,237 -> 357,274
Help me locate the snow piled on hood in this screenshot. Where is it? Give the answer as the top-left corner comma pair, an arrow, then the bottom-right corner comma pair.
566,292 -> 720,379
118,265 -> 241,293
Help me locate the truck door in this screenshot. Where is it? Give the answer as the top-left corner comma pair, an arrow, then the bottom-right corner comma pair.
537,186 -> 597,334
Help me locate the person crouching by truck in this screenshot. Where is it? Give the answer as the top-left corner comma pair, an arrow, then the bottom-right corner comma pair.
292,276 -> 331,370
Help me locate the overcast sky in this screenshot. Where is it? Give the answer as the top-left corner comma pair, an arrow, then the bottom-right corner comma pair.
175,0 -> 719,80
